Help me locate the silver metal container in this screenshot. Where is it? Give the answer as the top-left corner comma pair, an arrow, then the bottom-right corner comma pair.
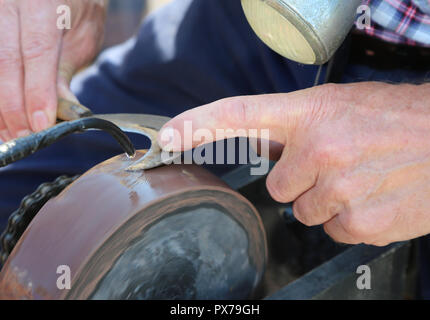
241,0 -> 363,64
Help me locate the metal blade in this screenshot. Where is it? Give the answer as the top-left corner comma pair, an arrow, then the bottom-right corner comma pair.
93,114 -> 181,171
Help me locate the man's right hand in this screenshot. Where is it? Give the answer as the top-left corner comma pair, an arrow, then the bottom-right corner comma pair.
158,82 -> 430,246
0,0 -> 107,141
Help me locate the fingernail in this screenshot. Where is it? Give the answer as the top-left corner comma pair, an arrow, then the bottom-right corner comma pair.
17,130 -> 32,138
32,111 -> 49,132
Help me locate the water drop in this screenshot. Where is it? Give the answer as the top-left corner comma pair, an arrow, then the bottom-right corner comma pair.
126,151 -> 136,159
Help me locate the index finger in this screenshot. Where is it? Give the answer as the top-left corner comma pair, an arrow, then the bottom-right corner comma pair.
19,0 -> 62,132
157,88 -> 328,152
0,2 -> 30,139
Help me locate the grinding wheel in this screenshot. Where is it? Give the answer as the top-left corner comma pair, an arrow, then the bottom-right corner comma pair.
0,151 -> 267,300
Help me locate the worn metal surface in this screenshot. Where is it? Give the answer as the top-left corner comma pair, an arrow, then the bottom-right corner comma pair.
90,207 -> 257,299
0,175 -> 80,267
267,242 -> 411,300
94,113 -> 180,171
0,151 -> 267,300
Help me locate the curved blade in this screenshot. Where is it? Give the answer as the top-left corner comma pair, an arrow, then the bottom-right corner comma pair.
94,114 -> 180,171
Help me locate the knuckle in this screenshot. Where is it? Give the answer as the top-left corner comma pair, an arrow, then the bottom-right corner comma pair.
0,0 -> 18,16
25,85 -> 45,100
266,179 -> 285,203
294,193 -> 340,227
292,201 -> 314,226
328,178 -> 353,203
25,88 -> 56,113
312,137 -> 351,168
313,142 -> 335,166
318,83 -> 343,99
310,83 -> 342,112
219,97 -> 251,126
266,178 -> 289,203
325,227 -> 360,245
339,210 -> 371,240
22,33 -> 57,61
0,104 -> 22,114
0,46 -> 21,68
266,163 -> 293,203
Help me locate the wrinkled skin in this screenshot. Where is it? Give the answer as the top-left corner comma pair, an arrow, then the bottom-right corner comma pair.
0,0 -> 106,141
159,82 -> 430,246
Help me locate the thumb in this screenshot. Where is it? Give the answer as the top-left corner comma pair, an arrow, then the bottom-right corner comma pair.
56,60 -> 92,120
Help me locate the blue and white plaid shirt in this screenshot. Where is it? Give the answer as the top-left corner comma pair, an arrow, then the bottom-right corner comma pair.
363,0 -> 430,45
